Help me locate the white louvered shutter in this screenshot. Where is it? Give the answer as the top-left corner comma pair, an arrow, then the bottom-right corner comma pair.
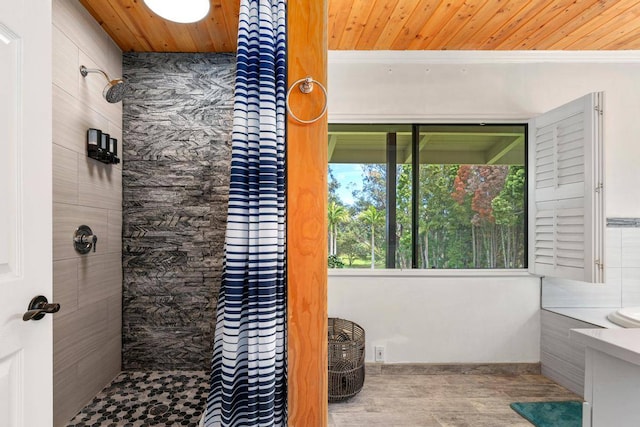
528,93 -> 605,283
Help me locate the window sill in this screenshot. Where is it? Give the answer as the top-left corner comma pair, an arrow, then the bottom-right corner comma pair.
328,268 -> 533,278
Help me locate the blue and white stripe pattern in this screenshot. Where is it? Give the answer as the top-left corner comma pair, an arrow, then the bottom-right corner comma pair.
204,0 -> 287,426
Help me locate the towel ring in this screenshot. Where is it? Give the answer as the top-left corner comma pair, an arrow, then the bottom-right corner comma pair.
286,77 -> 328,124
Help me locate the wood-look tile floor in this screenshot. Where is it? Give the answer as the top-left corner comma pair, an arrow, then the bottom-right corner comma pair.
328,373 -> 581,427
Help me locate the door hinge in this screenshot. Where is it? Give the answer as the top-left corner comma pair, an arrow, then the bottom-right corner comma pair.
594,105 -> 603,115
595,259 -> 604,269
595,183 -> 603,193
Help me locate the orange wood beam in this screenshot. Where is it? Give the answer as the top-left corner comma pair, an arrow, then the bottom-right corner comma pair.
286,0 -> 328,425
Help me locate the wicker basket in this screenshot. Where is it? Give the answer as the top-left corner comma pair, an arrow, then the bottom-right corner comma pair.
328,318 -> 365,402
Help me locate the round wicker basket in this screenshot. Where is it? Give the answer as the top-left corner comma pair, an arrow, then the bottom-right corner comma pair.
328,318 -> 365,402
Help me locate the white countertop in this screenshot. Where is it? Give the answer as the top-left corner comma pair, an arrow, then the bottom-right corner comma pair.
543,307 -> 622,328
570,328 -> 640,366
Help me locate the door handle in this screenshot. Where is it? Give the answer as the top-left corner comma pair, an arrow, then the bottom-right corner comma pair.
23,295 -> 60,321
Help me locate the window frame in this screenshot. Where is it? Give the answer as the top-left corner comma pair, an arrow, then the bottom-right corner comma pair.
329,122 -> 529,270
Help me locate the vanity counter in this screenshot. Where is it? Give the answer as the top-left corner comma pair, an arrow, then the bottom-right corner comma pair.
570,328 -> 640,366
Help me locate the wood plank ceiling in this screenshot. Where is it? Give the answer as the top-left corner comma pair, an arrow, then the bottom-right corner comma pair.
80,0 -> 640,52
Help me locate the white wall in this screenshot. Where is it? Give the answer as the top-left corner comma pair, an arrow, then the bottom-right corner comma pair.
326,51 -> 640,364
328,51 -> 640,218
329,272 -> 541,363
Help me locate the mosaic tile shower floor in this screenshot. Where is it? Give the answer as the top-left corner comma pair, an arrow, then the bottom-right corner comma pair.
66,371 -> 208,427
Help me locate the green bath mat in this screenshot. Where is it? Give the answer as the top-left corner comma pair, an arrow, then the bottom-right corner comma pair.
510,401 -> 582,427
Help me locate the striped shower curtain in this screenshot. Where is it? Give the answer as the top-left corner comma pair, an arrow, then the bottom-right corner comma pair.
204,0 -> 287,426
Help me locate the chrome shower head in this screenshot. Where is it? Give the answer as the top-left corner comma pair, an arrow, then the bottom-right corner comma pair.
80,65 -> 126,103
103,79 -> 126,103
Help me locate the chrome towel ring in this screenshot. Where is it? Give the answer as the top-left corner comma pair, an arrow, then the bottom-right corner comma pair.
286,76 -> 328,124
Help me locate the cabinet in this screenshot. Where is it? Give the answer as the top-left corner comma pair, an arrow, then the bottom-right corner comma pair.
570,329 -> 640,427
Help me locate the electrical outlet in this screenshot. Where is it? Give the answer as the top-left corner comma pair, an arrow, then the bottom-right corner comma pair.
374,346 -> 385,362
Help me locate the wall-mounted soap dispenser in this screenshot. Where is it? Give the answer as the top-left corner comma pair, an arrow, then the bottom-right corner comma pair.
87,128 -> 120,164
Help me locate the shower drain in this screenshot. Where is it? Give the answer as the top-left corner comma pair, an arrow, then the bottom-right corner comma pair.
148,403 -> 170,416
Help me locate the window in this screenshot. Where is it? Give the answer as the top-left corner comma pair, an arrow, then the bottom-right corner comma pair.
328,124 -> 527,269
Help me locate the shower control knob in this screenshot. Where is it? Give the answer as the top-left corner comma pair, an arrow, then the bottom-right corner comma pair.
73,225 -> 97,254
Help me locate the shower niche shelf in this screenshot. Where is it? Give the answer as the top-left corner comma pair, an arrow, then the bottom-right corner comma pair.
87,128 -> 120,165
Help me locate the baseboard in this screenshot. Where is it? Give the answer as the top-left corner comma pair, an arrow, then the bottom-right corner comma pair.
365,362 -> 541,376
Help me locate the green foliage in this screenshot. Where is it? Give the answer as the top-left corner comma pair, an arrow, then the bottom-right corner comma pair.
328,168 -> 341,205
354,164 -> 386,211
337,225 -> 368,266
328,254 -> 344,268
328,201 -> 348,223
416,164 -> 463,268
359,205 -> 384,268
359,205 -> 384,226
396,164 -> 412,268
328,201 -> 350,256
492,166 -> 525,226
328,161 -> 525,269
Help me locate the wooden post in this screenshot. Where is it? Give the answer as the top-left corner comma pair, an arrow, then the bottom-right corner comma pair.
286,0 -> 328,425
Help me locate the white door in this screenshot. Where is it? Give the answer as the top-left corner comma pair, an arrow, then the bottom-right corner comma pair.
0,1 -> 53,427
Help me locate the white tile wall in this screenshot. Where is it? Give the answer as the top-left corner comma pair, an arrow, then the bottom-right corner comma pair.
607,228 -> 622,268
622,268 -> 640,306
607,267 -> 622,300
542,276 -> 621,307
621,228 -> 640,267
543,225 -> 640,308
621,228 -> 640,306
620,228 -> 640,268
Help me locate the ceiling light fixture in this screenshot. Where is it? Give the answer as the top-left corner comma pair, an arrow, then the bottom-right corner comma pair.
143,0 -> 210,24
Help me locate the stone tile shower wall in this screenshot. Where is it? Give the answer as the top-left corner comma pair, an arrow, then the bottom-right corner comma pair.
122,53 -> 234,370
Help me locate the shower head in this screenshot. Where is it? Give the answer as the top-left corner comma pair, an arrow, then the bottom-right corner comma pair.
103,79 -> 126,103
80,65 -> 126,103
